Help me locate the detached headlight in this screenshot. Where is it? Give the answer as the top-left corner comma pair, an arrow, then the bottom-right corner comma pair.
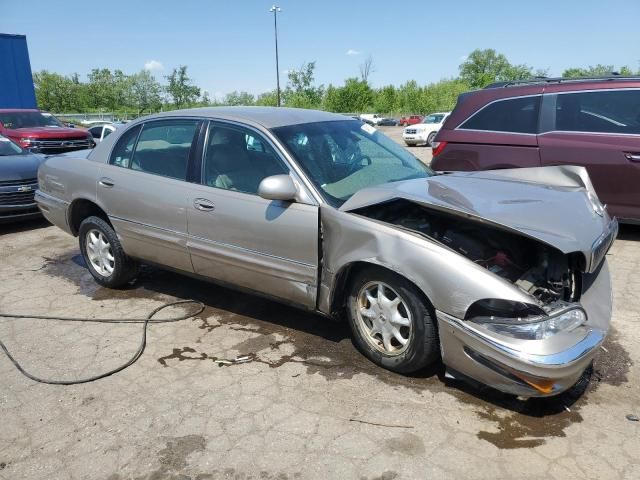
477,306 -> 587,340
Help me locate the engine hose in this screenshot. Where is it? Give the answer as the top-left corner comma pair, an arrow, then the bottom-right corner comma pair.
0,300 -> 205,385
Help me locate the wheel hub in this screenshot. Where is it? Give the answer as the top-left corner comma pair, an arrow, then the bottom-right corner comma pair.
356,281 -> 413,355
85,229 -> 115,277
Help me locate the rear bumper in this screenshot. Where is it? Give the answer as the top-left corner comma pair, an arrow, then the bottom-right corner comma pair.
438,259 -> 612,397
35,190 -> 72,234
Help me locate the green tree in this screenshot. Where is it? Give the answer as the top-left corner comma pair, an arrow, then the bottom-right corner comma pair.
323,78 -> 373,112
165,66 -> 201,108
223,91 -> 255,106
255,90 -> 279,106
373,85 -> 397,114
459,49 -> 534,88
283,61 -> 324,108
561,64 -> 634,78
129,70 -> 162,115
33,71 -> 86,112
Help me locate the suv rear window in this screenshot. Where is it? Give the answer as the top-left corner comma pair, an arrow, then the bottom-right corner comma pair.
552,90 -> 640,134
460,96 -> 540,134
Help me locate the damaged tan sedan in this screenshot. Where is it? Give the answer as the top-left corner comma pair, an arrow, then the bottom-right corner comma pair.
36,107 -> 616,397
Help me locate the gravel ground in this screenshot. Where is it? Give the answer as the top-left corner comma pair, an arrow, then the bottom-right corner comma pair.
0,133 -> 638,480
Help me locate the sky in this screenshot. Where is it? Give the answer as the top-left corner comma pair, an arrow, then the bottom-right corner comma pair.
2,0 -> 639,100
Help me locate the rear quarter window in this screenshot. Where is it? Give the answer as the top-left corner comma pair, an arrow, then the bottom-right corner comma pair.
459,95 -> 541,134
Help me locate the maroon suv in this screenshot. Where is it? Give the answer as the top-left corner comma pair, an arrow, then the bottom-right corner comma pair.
431,76 -> 640,222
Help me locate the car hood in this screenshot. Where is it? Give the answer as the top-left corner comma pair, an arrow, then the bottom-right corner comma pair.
5,126 -> 89,139
340,165 -> 612,257
0,152 -> 44,182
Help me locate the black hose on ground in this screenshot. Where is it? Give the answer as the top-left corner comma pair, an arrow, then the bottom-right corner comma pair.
0,300 -> 205,385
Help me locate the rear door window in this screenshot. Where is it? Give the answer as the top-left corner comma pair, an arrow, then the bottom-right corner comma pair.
552,90 -> 640,134
460,96 -> 541,134
130,120 -> 199,181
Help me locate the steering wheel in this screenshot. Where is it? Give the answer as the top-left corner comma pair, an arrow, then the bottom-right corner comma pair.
346,154 -> 372,174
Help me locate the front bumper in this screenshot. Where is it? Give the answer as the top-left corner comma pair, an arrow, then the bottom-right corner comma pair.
403,132 -> 428,145
0,205 -> 42,223
438,259 -> 612,397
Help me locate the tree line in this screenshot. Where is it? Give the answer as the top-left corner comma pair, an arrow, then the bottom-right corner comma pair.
33,49 -> 639,117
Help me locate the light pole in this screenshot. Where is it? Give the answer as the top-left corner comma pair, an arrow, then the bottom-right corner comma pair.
269,5 -> 281,107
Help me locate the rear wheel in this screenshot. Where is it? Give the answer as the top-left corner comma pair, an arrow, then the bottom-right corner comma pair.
79,216 -> 138,288
347,267 -> 439,373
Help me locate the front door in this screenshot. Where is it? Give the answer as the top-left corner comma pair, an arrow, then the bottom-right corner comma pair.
539,89 -> 640,221
186,121 -> 319,308
97,119 -> 201,272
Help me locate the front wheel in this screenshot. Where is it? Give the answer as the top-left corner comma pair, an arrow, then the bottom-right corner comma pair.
426,132 -> 437,146
79,216 -> 138,288
347,267 -> 439,373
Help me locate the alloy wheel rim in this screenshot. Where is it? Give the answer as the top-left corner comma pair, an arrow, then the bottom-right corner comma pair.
356,281 -> 413,355
85,229 -> 115,277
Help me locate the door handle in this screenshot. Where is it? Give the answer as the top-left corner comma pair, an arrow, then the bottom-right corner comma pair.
98,177 -> 115,188
194,198 -> 215,211
624,152 -> 640,162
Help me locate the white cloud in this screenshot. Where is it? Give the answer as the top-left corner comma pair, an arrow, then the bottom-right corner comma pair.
144,60 -> 164,71
346,49 -> 360,56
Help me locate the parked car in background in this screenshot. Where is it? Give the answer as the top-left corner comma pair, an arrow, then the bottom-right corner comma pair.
0,134 -> 43,223
359,113 -> 384,125
377,117 -> 399,126
0,109 -> 95,154
402,112 -> 450,146
431,75 -> 640,222
36,107 -> 615,397
88,122 -> 127,143
399,115 -> 423,127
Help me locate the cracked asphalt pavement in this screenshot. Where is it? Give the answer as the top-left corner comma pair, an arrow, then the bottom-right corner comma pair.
1,131 -> 638,479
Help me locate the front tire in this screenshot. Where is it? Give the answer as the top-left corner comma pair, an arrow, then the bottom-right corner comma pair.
79,216 -> 138,288
347,267 -> 439,373
427,131 -> 437,146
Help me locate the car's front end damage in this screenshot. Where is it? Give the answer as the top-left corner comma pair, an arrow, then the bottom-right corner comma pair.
320,165 -> 616,397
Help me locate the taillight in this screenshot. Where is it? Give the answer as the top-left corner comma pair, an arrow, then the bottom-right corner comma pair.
431,141 -> 447,157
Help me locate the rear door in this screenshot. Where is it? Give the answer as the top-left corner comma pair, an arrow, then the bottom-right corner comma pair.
97,118 -> 202,272
433,94 -> 542,171
538,89 -> 640,220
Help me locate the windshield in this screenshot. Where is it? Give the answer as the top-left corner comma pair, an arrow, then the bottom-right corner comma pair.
0,111 -> 64,129
0,135 -> 26,156
272,120 -> 433,206
422,114 -> 445,124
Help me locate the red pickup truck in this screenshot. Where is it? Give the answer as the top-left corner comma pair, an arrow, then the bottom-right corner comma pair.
398,115 -> 423,127
0,109 -> 95,154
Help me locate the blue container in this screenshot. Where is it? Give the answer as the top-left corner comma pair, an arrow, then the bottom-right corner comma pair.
0,33 -> 37,109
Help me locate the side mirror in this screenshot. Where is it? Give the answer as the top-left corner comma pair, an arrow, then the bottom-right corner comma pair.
258,174 -> 297,201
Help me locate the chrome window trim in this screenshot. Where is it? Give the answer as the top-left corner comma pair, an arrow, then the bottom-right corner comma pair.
541,87 -> 640,136
200,117 -> 321,206
455,93 -> 542,135
452,128 -> 538,137
538,130 -> 640,138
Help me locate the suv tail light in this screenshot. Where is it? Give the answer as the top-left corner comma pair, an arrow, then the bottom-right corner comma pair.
431,141 -> 447,157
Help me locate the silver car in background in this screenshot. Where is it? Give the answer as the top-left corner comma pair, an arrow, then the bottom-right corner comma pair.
36,107 -> 616,397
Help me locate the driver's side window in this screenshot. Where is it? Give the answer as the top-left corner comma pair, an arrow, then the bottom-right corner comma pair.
203,123 -> 288,194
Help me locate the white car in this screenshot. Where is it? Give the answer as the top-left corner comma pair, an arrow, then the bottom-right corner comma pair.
87,122 -> 126,143
402,112 -> 450,146
359,113 -> 384,126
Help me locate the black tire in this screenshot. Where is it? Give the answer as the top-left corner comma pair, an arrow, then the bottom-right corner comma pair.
79,216 -> 138,288
426,131 -> 437,146
346,266 -> 439,374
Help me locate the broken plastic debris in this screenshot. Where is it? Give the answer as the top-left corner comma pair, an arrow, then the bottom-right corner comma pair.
626,414 -> 639,422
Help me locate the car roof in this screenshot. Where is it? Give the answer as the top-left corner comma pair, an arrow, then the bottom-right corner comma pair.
146,106 -> 350,129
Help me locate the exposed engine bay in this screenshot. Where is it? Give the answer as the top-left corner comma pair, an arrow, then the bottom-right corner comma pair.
353,199 -> 581,304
